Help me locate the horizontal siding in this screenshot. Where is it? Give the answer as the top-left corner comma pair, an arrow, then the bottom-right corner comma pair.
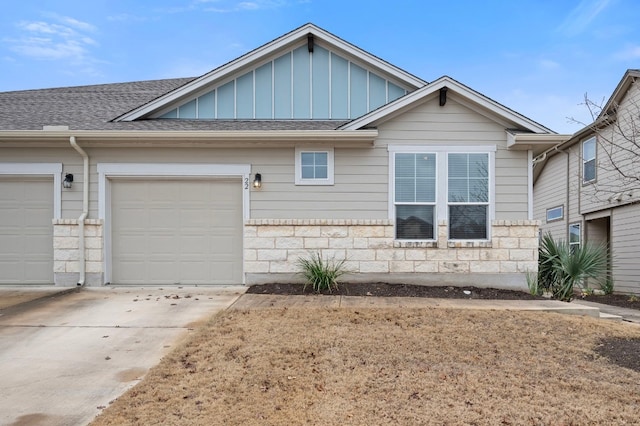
378,97 -> 529,221
534,153 -> 567,240
611,204 -> 640,294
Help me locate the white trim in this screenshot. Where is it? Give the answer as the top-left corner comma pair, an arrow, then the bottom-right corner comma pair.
527,149 -> 533,220
97,163 -> 251,284
341,76 -> 553,133
388,145 -> 497,153
0,163 -> 62,219
116,24 -> 425,122
294,146 -> 335,185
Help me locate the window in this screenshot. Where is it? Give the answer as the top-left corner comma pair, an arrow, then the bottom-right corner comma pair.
448,153 -> 489,240
394,153 -> 436,239
295,147 -> 334,185
546,206 -> 564,222
569,223 -> 581,253
389,146 -> 495,242
583,137 -> 596,183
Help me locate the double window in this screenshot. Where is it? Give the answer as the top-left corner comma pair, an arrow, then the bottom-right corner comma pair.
582,137 -> 596,183
391,147 -> 493,241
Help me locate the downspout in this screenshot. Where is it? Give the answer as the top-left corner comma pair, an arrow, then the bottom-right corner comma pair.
70,136 -> 89,286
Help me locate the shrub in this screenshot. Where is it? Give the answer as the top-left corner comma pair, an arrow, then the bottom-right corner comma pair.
538,233 -> 610,302
297,252 -> 348,293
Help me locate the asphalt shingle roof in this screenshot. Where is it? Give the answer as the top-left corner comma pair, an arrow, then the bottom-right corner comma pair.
0,79 -> 347,131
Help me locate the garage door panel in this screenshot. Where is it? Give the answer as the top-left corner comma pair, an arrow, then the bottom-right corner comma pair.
111,179 -> 243,285
0,178 -> 54,284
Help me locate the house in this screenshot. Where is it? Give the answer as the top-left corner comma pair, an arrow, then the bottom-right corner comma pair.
533,69 -> 640,294
0,23 -> 562,289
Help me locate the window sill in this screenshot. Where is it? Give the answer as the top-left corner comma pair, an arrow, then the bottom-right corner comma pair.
447,240 -> 492,248
393,241 -> 438,248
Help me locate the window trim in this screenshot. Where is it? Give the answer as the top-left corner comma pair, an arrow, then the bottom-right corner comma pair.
569,222 -> 581,253
582,136 -> 596,184
388,145 -> 496,242
546,205 -> 564,222
295,146 -> 334,185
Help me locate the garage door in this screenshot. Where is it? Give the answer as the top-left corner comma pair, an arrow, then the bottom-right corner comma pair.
110,178 -> 243,285
0,177 -> 54,284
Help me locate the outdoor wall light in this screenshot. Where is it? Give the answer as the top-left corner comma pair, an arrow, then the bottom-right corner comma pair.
63,173 -> 74,189
253,173 -> 262,189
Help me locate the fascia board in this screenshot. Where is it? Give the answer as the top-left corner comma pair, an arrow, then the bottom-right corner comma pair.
116,23 -> 427,122
341,77 -> 554,134
600,69 -> 640,117
0,129 -> 378,144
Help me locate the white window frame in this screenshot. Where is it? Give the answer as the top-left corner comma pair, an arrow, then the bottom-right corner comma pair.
447,152 -> 491,241
546,205 -> 564,222
388,145 -> 496,241
569,222 -> 581,253
392,152 -> 438,241
295,146 -> 334,185
582,137 -> 596,184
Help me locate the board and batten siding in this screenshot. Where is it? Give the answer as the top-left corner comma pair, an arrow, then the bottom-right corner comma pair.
375,95 -> 531,220
611,203 -> 640,294
534,153 -> 568,240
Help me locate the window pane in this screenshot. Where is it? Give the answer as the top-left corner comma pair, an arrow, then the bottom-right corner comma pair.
416,154 -> 436,178
314,152 -> 328,166
416,178 -> 436,203
396,205 -> 434,239
469,154 -> 488,178
469,178 -> 488,202
583,139 -> 595,160
584,159 -> 596,182
395,178 -> 416,203
546,206 -> 563,221
395,154 -> 415,178
449,205 -> 487,240
448,153 -> 468,178
448,179 -> 468,202
315,166 -> 328,179
569,224 -> 580,244
301,165 -> 315,179
301,153 -> 315,166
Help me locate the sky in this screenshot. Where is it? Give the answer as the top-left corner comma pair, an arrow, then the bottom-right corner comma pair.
1,0 -> 639,134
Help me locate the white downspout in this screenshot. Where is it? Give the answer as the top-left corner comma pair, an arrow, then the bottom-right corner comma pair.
70,136 -> 89,286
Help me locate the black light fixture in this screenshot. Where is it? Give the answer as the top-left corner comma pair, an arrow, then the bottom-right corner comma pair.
253,173 -> 262,189
307,34 -> 314,53
63,173 -> 74,189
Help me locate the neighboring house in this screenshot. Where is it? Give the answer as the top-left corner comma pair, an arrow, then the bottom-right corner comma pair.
0,23 -> 562,289
534,69 -> 640,294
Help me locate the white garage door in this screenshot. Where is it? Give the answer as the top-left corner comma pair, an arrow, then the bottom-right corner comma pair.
0,177 -> 54,284
110,178 -> 243,285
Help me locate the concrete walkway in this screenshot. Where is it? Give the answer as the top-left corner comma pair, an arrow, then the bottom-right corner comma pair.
0,286 -> 246,426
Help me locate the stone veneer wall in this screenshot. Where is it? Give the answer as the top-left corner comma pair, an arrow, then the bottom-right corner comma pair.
52,219 -> 104,286
244,219 -> 539,290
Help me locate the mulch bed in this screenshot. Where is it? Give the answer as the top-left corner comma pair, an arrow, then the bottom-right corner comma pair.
246,282 -> 546,300
581,293 -> 640,310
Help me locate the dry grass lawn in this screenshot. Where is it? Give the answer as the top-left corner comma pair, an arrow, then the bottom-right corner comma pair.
91,307 -> 640,425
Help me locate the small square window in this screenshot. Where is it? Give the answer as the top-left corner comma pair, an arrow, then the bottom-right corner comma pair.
295,147 -> 334,185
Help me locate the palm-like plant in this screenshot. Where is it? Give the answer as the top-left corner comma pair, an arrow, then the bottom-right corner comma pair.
538,233 -> 611,301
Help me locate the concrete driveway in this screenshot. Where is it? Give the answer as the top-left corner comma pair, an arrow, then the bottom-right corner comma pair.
0,286 -> 245,426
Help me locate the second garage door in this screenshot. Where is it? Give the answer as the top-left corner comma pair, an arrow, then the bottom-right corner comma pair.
110,178 -> 243,285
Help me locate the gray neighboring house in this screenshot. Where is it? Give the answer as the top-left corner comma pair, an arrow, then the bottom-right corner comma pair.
0,23 -> 562,289
534,69 -> 640,294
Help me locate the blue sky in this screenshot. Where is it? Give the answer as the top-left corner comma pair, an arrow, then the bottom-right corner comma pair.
1,0 -> 638,133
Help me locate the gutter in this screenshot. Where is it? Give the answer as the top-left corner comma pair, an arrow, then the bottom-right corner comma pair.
70,136 -> 89,286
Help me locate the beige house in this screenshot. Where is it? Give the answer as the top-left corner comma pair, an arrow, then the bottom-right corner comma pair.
534,69 -> 640,294
0,24 -> 560,289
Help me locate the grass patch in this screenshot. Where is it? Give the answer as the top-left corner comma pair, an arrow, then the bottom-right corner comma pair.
92,308 -> 640,425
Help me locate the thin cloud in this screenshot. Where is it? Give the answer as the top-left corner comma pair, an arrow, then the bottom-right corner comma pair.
557,0 -> 613,36
6,14 -> 102,69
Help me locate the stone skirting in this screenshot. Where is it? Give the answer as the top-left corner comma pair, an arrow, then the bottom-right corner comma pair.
52,219 -> 104,286
244,219 -> 539,289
